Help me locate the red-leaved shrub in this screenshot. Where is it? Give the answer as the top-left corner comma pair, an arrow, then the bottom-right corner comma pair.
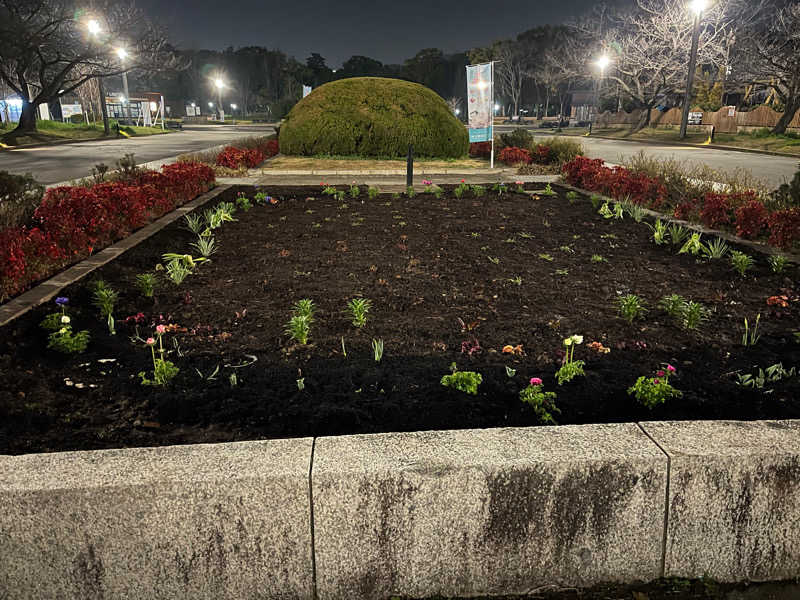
532,144 -> 552,164
734,200 -> 769,239
561,157 -> 667,209
498,146 -> 532,165
1,161 -> 214,300
699,193 -> 733,228
216,139 -> 279,169
767,208 -> 800,250
469,142 -> 492,158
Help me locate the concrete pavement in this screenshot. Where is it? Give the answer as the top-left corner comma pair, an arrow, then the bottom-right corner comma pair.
1,121 -> 796,188
495,125 -> 799,188
0,124 -> 275,184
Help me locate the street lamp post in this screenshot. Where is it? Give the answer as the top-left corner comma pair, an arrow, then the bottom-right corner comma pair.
87,19 -> 111,135
116,47 -> 131,124
590,55 -> 610,135
214,79 -> 225,122
679,0 -> 707,139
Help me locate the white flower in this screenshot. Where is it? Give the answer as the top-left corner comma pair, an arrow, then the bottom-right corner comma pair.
563,337 -> 573,346
571,335 -> 584,345
58,327 -> 68,334
61,315 -> 71,324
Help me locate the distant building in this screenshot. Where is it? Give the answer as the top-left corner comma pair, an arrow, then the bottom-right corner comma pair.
569,89 -> 595,124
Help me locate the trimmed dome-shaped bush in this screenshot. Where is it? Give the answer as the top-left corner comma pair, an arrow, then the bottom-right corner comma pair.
279,77 -> 469,158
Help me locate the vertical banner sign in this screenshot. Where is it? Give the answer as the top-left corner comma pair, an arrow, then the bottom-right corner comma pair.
466,62 -> 493,143
303,85 -> 312,98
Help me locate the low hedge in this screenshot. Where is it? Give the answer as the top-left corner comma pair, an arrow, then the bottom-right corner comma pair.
0,162 -> 215,300
279,77 -> 468,158
562,156 -> 799,250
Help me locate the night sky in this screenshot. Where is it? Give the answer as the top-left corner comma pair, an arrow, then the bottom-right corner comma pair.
137,0 -> 599,66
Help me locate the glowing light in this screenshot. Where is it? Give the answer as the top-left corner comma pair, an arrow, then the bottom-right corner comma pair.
119,94 -> 127,103
87,19 -> 101,36
455,108 -> 461,115
596,55 -> 610,70
690,0 -> 707,14
477,80 -> 488,90
191,102 -> 195,107
116,48 -> 128,60
208,102 -> 214,108
230,103 -> 237,109
214,79 -> 224,89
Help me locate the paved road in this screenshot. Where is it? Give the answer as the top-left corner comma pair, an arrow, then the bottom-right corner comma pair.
495,125 -> 799,188
0,124 -> 275,184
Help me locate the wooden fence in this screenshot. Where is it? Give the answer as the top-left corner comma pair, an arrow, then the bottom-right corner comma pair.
596,105 -> 800,133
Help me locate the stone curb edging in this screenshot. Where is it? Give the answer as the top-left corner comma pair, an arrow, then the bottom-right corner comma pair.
0,185 -> 232,328
1,420 -> 799,599
257,168 -> 514,176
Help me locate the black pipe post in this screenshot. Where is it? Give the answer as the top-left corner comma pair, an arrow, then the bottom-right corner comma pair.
406,144 -> 413,188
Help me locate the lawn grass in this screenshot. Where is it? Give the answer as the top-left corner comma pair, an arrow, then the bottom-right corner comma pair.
571,126 -> 800,155
263,155 -> 490,171
0,119 -> 170,147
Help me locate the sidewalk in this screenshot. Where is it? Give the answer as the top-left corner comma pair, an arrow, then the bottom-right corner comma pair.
219,171 -> 560,188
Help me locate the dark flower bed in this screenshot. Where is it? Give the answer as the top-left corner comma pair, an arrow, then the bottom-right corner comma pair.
0,162 -> 215,300
1,183 -> 797,455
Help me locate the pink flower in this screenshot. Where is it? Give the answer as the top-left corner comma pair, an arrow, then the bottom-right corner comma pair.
530,377 -> 543,386
156,325 -> 166,334
146,337 -> 156,345
657,370 -> 665,377
460,179 -> 465,183
653,378 -> 660,385
666,364 -> 676,373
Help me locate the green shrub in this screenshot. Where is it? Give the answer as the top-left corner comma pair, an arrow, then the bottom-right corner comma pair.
497,128 -> 533,151
279,77 -> 469,158
0,171 -> 45,228
772,162 -> 800,209
543,136 -> 584,165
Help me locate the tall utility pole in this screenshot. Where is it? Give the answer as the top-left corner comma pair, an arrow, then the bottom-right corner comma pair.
679,0 -> 706,139
97,77 -> 110,135
117,48 -> 131,124
87,19 -> 110,135
214,79 -> 225,122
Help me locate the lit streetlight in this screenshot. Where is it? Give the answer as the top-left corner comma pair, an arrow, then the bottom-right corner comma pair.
213,78 -> 226,122
87,19 -> 101,36
590,54 -> 610,134
116,47 -> 132,124
679,0 -> 708,139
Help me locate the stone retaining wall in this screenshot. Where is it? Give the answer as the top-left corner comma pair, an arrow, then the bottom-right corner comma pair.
2,420 -> 799,599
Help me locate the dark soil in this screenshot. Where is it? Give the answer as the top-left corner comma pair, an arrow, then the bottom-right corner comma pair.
1,184 -> 798,454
